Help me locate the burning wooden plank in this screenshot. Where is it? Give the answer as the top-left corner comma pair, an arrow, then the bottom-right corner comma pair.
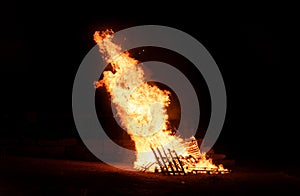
150,145 -> 186,176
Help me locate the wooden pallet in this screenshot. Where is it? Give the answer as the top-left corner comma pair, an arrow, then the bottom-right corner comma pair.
150,145 -> 186,176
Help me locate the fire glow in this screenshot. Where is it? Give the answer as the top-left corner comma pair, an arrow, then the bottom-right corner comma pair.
94,30 -> 229,175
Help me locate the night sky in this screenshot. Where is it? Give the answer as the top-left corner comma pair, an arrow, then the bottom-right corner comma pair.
1,3 -> 294,164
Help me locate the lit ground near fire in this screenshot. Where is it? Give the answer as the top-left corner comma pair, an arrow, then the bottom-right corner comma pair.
1,156 -> 300,195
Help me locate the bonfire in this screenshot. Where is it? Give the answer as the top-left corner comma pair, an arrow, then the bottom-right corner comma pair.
94,30 -> 229,175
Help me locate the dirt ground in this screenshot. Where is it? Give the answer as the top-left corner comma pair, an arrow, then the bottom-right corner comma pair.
1,156 -> 300,196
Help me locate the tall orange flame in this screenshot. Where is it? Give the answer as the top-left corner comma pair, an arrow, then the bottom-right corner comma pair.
94,30 -> 228,174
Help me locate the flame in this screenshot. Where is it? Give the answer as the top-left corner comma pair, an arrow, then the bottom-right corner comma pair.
94,30 -> 228,174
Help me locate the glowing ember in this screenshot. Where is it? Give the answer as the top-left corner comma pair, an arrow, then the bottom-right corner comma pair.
94,30 -> 228,174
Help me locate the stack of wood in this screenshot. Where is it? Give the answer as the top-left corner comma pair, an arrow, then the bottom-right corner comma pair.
150,145 -> 186,176
185,137 -> 202,159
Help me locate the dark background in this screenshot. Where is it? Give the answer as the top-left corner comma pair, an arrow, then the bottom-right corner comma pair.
1,2 -> 294,165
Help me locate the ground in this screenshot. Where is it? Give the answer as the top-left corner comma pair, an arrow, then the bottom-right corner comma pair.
1,156 -> 300,195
